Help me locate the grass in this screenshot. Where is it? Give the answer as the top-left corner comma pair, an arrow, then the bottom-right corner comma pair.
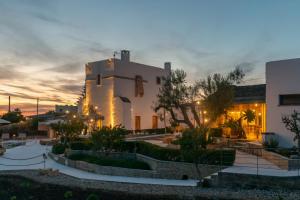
68,154 -> 151,170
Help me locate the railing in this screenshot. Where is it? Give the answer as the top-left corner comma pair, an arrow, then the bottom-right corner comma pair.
0,153 -> 48,168
216,146 -> 300,176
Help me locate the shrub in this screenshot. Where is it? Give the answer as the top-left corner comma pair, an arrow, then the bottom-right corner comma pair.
181,148 -> 236,166
68,154 -> 151,170
70,142 -> 92,150
86,193 -> 100,200
136,141 -> 182,161
52,143 -> 66,154
263,138 -> 279,149
64,191 -> 73,199
209,128 -> 223,138
120,141 -> 236,166
91,126 -> 127,152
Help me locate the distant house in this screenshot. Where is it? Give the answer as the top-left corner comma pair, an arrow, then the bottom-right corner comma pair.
55,105 -> 78,114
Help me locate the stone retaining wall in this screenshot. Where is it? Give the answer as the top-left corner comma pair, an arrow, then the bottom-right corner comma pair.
1,170 -> 300,200
212,172 -> 300,190
50,150 -> 221,180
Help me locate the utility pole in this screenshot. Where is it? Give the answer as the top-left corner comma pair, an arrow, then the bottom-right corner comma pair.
36,98 -> 39,137
8,96 -> 11,112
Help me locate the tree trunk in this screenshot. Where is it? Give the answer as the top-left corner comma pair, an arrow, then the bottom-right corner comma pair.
190,104 -> 201,127
179,105 -> 194,129
169,108 -> 194,128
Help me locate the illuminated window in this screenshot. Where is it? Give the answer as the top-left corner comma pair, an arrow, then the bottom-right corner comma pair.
279,94 -> 300,105
97,74 -> 102,85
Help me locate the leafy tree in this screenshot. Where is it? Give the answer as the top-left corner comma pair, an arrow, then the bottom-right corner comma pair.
154,68 -> 244,128
176,126 -> 211,179
1,108 -> 25,123
85,105 -> 102,131
224,109 -> 255,138
242,109 -> 256,124
282,110 -> 300,155
91,125 -> 127,152
51,118 -> 85,146
224,118 -> 245,138
198,68 -> 244,124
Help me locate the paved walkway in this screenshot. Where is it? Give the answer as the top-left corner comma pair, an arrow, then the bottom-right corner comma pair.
223,150 -> 300,176
0,140 -> 198,186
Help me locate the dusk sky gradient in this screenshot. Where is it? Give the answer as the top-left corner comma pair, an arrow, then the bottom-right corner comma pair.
1,0 -> 300,115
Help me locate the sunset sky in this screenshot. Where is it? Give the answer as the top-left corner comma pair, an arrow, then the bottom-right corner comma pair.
1,0 -> 300,115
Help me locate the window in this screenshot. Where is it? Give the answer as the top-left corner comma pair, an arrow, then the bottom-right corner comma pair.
152,115 -> 158,129
135,116 -> 141,130
279,94 -> 300,105
156,76 -> 161,85
97,74 -> 102,85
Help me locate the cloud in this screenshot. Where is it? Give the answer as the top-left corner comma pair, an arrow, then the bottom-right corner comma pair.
0,91 -> 65,103
0,65 -> 23,80
3,84 -> 41,93
31,12 -> 72,27
0,103 -> 54,116
42,62 -> 84,74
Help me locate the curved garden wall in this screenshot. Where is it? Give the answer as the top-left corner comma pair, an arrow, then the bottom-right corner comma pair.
49,150 -> 221,180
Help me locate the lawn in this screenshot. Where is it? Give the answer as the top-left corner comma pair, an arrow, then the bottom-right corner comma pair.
68,154 -> 151,170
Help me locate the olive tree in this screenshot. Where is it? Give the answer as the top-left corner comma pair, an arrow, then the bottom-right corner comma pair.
154,68 -> 244,128
282,110 -> 300,155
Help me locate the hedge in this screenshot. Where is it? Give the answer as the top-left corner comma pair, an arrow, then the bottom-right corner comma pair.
209,128 -> 223,138
52,143 -> 66,154
126,127 -> 173,135
70,141 -> 93,151
121,141 -> 235,166
66,140 -> 236,166
68,154 -> 151,170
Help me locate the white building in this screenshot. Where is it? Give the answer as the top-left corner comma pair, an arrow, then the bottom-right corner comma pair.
80,50 -> 171,130
266,58 -> 300,147
55,105 -> 78,114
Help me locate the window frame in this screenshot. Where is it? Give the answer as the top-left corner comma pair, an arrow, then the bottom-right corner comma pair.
97,74 -> 102,86
279,94 -> 300,106
156,76 -> 161,85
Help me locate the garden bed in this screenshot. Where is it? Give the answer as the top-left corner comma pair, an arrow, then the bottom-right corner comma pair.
68,154 -> 151,170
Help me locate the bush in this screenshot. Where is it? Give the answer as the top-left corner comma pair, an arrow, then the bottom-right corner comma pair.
70,142 -> 93,150
136,141 -> 182,161
263,138 -> 279,149
209,128 -> 223,137
181,149 -> 236,166
68,154 -> 151,170
126,127 -> 173,135
86,193 -> 100,200
91,126 -> 127,152
120,141 -> 235,165
52,143 -> 66,154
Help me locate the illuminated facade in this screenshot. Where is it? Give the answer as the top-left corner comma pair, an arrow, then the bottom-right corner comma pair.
218,84 -> 267,141
79,50 -> 171,130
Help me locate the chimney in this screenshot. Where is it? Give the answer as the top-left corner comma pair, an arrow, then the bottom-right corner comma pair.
164,62 -> 171,72
121,50 -> 130,62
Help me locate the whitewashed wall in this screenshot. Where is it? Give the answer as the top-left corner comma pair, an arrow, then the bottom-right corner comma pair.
266,58 -> 300,147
